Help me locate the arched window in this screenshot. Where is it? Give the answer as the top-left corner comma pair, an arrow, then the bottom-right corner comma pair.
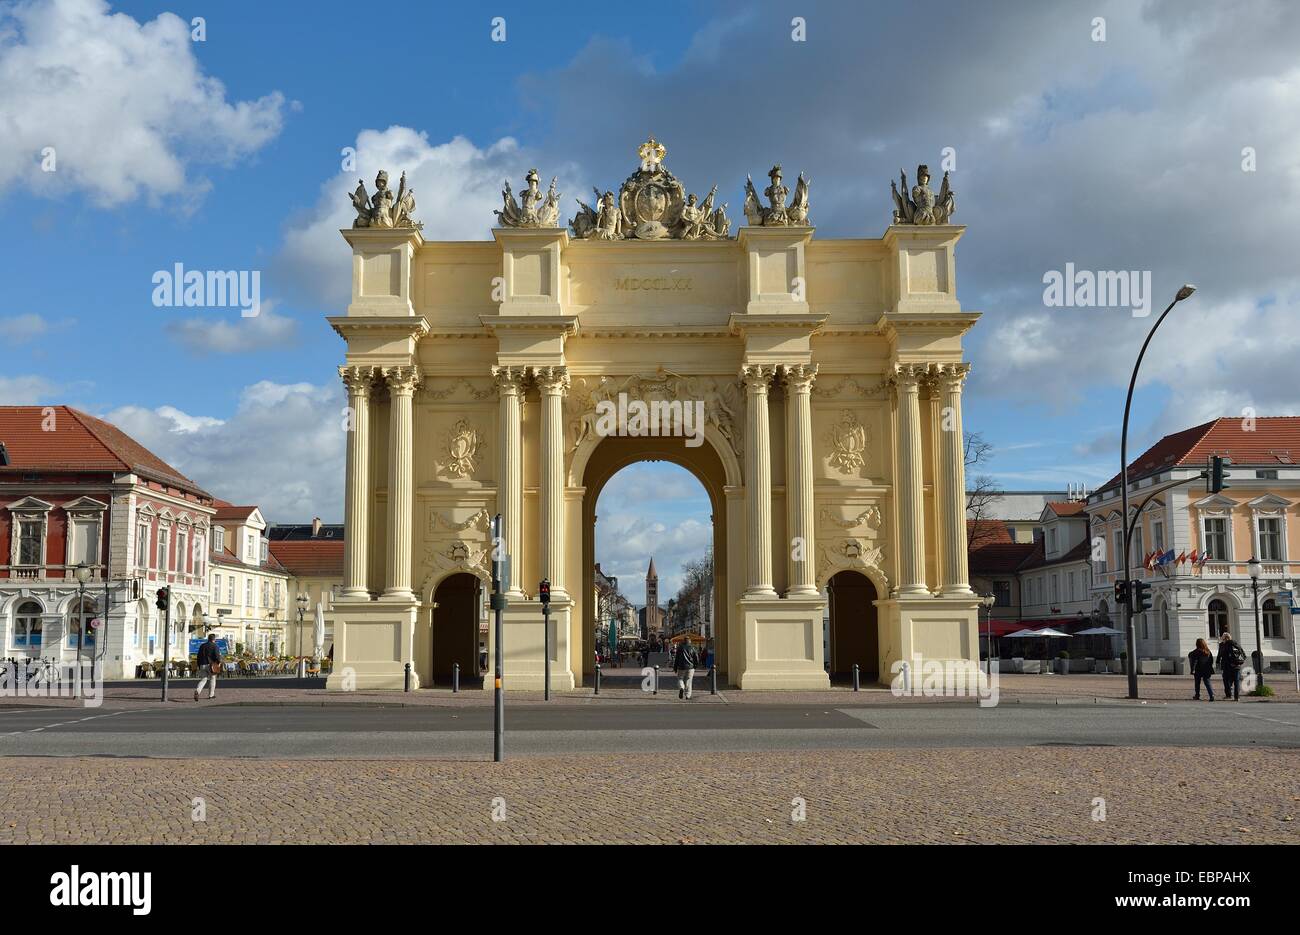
1263,599 -> 1284,640
67,598 -> 98,648
1208,599 -> 1229,638
14,601 -> 43,649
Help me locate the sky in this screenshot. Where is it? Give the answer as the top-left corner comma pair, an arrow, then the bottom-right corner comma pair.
2,0 -> 1298,604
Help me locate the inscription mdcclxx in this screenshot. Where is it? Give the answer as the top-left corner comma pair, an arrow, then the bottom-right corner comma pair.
614,277 -> 692,292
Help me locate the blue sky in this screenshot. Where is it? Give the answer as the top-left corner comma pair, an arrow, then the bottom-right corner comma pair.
3,0 -> 1298,603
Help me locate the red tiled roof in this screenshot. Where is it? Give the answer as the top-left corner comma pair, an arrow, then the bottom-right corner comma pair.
214,503 -> 258,521
970,541 -> 1036,574
1045,501 -> 1086,517
269,540 -> 345,577
967,519 -> 1012,546
1018,535 -> 1091,571
0,405 -> 207,495
1099,417 -> 1300,491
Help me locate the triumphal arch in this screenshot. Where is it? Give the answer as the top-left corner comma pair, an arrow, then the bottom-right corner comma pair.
326,140 -> 980,691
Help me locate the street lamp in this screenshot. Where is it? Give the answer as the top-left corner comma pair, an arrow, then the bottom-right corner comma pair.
1119,284 -> 1196,699
296,592 -> 309,677
980,593 -> 997,677
1247,556 -> 1264,687
74,561 -> 92,669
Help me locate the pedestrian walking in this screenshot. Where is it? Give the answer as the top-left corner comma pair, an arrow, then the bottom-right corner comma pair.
1216,630 -> 1246,701
1188,638 -> 1215,701
194,634 -> 222,701
672,638 -> 699,700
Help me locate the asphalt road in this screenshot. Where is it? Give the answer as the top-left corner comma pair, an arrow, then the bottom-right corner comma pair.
2,700 -> 1297,759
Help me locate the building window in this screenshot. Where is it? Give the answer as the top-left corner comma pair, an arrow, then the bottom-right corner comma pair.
1256,470 -> 1279,480
213,573 -> 222,603
261,539 -> 268,564
1203,518 -> 1228,561
136,522 -> 150,569
70,516 -> 100,568
177,530 -> 188,575
261,579 -> 269,608
1112,530 -> 1123,573
1141,612 -> 1149,640
1152,520 -> 1164,553
1160,604 -> 1170,640
1133,528 -> 1143,567
1208,599 -> 1229,638
67,598 -> 97,648
214,527 -> 225,553
1258,518 -> 1283,562
17,519 -> 43,565
245,579 -> 253,608
1047,528 -> 1057,553
273,582 -> 281,609
193,534 -> 205,577
228,577 -> 235,605
246,534 -> 256,562
157,527 -> 170,571
1263,599 -> 1283,639
1050,574 -> 1059,604
14,601 -> 42,648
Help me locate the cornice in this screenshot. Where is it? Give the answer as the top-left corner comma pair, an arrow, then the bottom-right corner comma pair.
327,315 -> 431,341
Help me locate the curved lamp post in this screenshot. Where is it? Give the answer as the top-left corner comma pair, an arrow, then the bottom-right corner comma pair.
296,592 -> 309,676
1119,284 -> 1196,699
74,561 -> 92,670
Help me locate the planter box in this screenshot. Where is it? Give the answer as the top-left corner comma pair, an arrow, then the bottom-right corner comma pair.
1054,659 -> 1070,674
1160,658 -> 1175,675
1021,659 -> 1042,674
1070,658 -> 1091,673
1139,659 -> 1162,675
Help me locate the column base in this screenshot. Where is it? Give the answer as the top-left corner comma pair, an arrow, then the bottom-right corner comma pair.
743,586 -> 780,600
379,588 -> 416,602
939,585 -> 977,598
339,587 -> 371,600
483,599 -> 576,691
734,596 -> 830,690
326,600 -> 420,692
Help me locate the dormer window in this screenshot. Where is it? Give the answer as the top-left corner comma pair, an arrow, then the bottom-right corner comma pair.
214,527 -> 225,553
260,539 -> 268,564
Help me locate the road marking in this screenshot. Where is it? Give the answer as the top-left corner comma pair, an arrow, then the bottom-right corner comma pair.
1223,708 -> 1300,728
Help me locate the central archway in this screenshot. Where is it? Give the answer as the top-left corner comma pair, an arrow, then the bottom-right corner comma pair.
577,432 -> 733,685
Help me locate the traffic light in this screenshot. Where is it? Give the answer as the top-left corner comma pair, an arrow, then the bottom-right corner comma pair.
1131,580 -> 1152,614
1114,579 -> 1129,607
1208,455 -> 1231,494
538,578 -> 551,606
155,586 -> 170,611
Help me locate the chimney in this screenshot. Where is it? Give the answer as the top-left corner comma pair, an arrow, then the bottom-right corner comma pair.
312,517 -> 322,538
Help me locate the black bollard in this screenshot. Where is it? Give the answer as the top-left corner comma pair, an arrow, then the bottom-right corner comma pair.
594,662 -> 601,695
709,664 -> 718,695
404,661 -> 411,693
452,662 -> 460,693
653,666 -> 659,695
852,662 -> 860,692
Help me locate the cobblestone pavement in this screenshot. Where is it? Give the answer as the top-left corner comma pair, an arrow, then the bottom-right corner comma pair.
3,672 -> 1296,709
1,746 -> 1295,844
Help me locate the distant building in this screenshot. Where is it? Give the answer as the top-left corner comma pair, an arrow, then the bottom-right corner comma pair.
637,557 -> 665,636
269,519 -> 345,657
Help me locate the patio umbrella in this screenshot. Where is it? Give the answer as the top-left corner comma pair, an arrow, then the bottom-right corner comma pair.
1074,626 -> 1124,635
1004,627 -> 1069,638
313,602 -> 326,658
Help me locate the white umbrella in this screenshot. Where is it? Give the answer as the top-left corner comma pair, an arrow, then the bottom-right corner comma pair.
313,602 -> 326,658
1005,627 -> 1072,638
1075,626 -> 1124,636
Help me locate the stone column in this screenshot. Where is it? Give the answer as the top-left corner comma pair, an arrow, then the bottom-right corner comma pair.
782,364 -> 819,597
534,365 -> 570,600
492,365 -> 525,598
741,365 -> 778,599
381,365 -> 421,601
891,363 -> 929,595
339,366 -> 374,599
936,363 -> 975,595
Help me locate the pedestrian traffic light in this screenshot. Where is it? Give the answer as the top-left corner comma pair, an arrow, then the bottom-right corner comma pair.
538,578 -> 550,606
1208,455 -> 1231,493
1131,579 -> 1152,614
1114,579 -> 1129,606
155,587 -> 169,611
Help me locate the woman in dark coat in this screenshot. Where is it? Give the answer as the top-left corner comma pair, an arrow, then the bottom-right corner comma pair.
1189,638 -> 1215,701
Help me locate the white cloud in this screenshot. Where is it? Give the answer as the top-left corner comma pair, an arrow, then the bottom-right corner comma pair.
164,305 -> 297,354
278,127 -> 580,306
0,0 -> 286,208
103,380 -> 344,522
0,374 -> 62,404
0,313 -> 62,343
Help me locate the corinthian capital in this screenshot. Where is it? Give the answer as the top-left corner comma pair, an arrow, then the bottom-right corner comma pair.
338,365 -> 379,397
888,362 -> 928,391
739,364 -> 777,391
531,365 -> 570,395
491,364 -> 525,395
381,365 -> 422,395
933,362 -> 972,391
780,363 -> 818,393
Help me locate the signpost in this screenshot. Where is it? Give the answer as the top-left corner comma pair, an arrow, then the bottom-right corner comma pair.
539,578 -> 551,701
1282,589 -> 1298,691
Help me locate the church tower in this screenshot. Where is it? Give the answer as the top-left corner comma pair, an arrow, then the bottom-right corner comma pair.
644,557 -> 660,634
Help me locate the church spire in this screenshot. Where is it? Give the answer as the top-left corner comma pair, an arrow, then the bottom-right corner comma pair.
647,556 -> 658,580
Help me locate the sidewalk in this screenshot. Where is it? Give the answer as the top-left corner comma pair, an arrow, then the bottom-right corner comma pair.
3,672 -> 1296,709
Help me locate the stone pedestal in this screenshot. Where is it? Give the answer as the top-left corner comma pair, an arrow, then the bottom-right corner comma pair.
482,598 -> 576,691
735,596 -> 830,690
325,598 -> 421,691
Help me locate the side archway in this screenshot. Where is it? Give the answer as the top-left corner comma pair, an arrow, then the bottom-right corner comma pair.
826,570 -> 881,682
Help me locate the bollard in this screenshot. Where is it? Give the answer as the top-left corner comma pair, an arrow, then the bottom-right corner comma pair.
653,666 -> 659,695
852,662 -> 860,692
709,664 -> 718,695
404,661 -> 411,693
452,662 -> 460,693
594,662 -> 601,695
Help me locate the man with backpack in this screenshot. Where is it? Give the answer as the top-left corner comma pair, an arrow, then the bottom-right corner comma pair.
672,638 -> 699,700
1217,631 -> 1246,701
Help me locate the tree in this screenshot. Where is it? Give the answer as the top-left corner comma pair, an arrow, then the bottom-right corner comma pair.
965,430 -> 1005,551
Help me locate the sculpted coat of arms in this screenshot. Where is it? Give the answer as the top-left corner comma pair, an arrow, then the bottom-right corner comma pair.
825,410 -> 869,474
570,137 -> 731,241
437,419 -> 482,478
